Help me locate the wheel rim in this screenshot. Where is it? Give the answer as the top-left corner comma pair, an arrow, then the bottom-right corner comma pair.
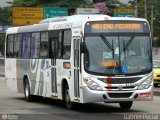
25,82 -> 29,98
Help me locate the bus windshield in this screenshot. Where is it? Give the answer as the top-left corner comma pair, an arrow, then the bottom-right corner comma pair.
84,35 -> 152,76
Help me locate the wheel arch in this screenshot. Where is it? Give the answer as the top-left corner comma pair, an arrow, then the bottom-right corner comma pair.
23,74 -> 31,89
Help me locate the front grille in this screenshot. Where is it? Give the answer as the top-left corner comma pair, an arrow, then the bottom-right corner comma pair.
98,77 -> 142,84
105,86 -> 135,90
108,92 -> 133,98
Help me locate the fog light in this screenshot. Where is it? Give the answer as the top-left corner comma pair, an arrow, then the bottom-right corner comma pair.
103,94 -> 107,99
134,93 -> 138,99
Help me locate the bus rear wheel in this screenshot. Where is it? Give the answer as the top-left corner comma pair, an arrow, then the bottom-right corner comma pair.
24,78 -> 34,102
64,85 -> 74,109
119,101 -> 133,109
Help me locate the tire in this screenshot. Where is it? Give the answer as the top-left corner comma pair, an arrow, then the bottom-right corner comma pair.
154,83 -> 158,87
119,101 -> 133,109
64,85 -> 74,109
24,78 -> 34,102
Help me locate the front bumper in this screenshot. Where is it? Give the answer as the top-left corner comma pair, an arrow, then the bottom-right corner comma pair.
82,85 -> 153,103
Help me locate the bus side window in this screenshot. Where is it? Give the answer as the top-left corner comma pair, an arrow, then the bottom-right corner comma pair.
31,33 -> 40,58
50,37 -> 59,58
40,32 -> 49,58
6,35 -> 14,58
49,30 -> 59,58
22,33 -> 31,59
14,34 -> 22,58
57,31 -> 62,58
62,30 -> 71,59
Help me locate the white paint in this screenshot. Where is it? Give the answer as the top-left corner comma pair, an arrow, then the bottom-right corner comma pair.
5,59 -> 17,91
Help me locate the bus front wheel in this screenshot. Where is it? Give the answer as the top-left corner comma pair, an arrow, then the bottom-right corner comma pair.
64,85 -> 74,109
119,101 -> 133,109
24,78 -> 34,102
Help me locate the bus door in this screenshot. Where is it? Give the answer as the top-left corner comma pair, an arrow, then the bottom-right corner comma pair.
73,37 -> 81,98
50,38 -> 58,95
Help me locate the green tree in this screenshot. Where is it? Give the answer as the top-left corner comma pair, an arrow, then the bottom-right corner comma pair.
0,7 -> 12,25
8,0 -> 90,15
8,0 -> 88,7
136,0 -> 160,47
93,0 -> 120,4
9,0 -> 122,15
7,0 -> 38,7
0,33 -> 5,56
0,7 -> 12,56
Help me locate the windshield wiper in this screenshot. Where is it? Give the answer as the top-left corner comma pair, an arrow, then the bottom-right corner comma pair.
100,34 -> 114,51
124,36 -> 134,51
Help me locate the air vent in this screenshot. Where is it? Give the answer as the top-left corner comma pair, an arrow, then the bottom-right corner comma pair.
108,92 -> 133,98
98,77 -> 142,84
105,86 -> 135,90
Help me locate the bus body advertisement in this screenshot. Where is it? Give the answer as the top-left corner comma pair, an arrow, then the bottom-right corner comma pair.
5,15 -> 153,109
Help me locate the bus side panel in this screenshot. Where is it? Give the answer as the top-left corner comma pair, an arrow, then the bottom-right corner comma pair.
17,59 -> 31,93
56,59 -> 71,100
17,59 -> 51,97
5,59 -> 17,92
38,59 -> 51,97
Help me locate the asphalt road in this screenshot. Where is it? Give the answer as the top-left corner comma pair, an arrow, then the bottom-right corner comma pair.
0,77 -> 160,120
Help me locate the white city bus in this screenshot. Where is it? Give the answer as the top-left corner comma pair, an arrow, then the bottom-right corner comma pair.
5,15 -> 153,109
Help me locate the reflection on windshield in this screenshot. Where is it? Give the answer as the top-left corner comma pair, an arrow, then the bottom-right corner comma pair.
84,35 -> 152,75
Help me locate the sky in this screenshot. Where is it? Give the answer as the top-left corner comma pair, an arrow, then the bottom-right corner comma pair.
0,0 -> 12,7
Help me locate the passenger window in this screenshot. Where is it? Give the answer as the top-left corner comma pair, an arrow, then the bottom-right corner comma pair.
57,31 -> 62,58
31,33 -> 40,58
40,32 -> 48,58
14,34 -> 22,58
22,33 -> 31,58
50,37 -> 59,58
6,35 -> 14,58
49,30 -> 59,58
62,30 -> 71,59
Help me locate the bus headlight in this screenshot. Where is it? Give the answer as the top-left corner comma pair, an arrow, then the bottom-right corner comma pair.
138,78 -> 153,90
83,78 -> 102,91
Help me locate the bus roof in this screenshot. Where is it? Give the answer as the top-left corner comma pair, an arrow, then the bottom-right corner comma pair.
40,15 -> 147,24
6,15 -> 148,34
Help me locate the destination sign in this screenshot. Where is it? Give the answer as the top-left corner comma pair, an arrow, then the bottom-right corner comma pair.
91,23 -> 141,30
85,21 -> 150,33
